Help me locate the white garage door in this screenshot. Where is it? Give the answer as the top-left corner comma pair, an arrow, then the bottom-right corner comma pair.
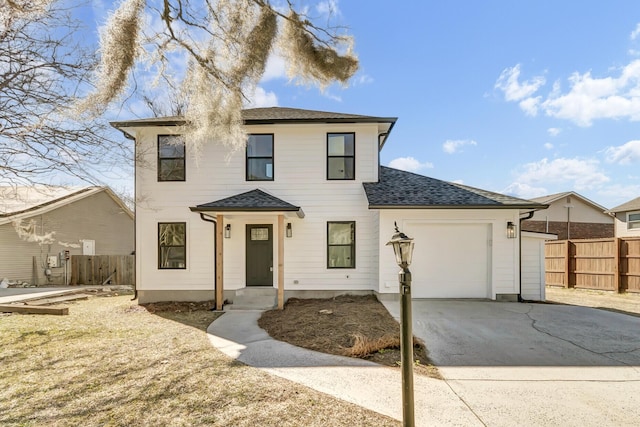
407,223 -> 490,298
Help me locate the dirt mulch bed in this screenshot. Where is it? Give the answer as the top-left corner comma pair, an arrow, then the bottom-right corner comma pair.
259,294 -> 441,379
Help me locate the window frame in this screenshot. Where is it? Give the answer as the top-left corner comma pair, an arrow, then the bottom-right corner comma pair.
157,134 -> 186,182
246,133 -> 274,181
158,222 -> 187,270
327,221 -> 356,269
628,211 -> 640,230
326,132 -> 356,180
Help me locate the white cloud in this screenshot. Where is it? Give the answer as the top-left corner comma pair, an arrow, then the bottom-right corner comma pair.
507,157 -> 610,197
547,127 -> 561,137
244,86 -> 278,108
544,142 -> 554,150
442,139 -> 477,154
316,0 -> 342,17
631,23 -> 640,40
388,157 -> 433,172
502,182 -> 548,200
495,64 -> 546,102
353,74 -> 374,85
261,53 -> 287,82
605,140 -> 640,164
498,60 -> 640,126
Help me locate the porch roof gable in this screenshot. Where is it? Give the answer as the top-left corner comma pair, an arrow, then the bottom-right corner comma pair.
189,189 -> 303,216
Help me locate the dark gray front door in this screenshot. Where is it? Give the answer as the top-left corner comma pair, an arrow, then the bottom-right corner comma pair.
246,224 -> 273,286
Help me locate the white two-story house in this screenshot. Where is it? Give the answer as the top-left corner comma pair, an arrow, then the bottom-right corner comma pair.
112,107 -> 547,308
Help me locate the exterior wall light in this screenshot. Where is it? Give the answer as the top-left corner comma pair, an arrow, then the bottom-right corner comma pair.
286,222 -> 292,238
224,224 -> 231,239
506,221 -> 516,239
385,221 -> 415,426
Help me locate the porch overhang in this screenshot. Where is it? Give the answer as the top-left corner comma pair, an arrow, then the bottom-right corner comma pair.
190,189 -> 299,311
189,189 -> 304,218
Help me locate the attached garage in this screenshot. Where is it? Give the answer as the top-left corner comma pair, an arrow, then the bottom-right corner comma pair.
406,222 -> 490,298
364,167 -> 549,300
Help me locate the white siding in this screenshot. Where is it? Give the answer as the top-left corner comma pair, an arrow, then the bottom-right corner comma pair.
614,212 -> 640,237
521,231 -> 556,301
134,123 -> 381,293
531,197 -> 612,224
378,209 -> 520,300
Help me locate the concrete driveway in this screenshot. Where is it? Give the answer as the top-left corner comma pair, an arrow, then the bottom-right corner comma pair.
382,300 -> 640,426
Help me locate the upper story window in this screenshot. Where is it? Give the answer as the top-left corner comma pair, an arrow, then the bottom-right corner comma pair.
628,212 -> 640,229
158,222 -> 186,269
158,135 -> 185,181
247,134 -> 274,181
327,221 -> 355,268
327,133 -> 355,180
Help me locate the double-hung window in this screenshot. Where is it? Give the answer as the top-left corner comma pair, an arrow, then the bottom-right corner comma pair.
246,134 -> 274,181
158,222 -> 186,269
327,133 -> 355,180
158,135 -> 185,181
327,221 -> 355,268
628,212 -> 640,230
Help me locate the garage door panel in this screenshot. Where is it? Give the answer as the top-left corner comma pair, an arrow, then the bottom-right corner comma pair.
407,223 -> 490,298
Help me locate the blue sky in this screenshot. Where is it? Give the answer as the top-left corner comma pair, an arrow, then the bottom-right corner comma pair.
86,1 -> 640,209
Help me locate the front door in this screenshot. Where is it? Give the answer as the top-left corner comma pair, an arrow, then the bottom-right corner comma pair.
246,224 -> 273,286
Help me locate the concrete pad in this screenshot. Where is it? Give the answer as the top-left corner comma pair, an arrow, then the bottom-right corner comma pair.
0,287 -> 81,304
383,299 -> 640,425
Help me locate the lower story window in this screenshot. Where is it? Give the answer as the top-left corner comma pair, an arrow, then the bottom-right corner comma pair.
158,222 -> 186,269
327,221 -> 355,268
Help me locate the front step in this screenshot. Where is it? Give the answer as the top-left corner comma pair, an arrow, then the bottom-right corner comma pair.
225,287 -> 277,310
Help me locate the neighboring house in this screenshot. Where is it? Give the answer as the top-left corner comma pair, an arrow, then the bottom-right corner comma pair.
606,196 -> 640,237
0,186 -> 134,285
111,107 -> 547,307
521,192 -> 613,240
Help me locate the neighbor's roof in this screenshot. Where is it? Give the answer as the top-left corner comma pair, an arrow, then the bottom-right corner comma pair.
190,189 -> 301,213
110,107 -> 397,148
529,191 -> 608,212
606,196 -> 640,213
0,185 -> 133,225
363,167 -> 548,210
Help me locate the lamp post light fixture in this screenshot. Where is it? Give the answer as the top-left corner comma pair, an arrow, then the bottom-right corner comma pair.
386,222 -> 415,427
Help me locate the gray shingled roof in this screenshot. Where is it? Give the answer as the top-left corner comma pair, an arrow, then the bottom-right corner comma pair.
189,189 -> 300,212
363,167 -> 547,209
607,196 -> 640,213
111,107 -> 396,128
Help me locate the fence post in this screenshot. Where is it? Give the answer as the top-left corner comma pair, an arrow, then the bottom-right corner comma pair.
564,240 -> 572,288
617,238 -> 627,293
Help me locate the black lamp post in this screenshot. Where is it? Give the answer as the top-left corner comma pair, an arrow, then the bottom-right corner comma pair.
386,222 -> 415,427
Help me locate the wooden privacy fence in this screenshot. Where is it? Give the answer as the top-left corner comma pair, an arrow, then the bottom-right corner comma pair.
70,255 -> 135,286
545,237 -> 640,293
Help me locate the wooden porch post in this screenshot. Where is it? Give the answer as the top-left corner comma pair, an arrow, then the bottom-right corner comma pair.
278,214 -> 284,309
216,214 -> 224,310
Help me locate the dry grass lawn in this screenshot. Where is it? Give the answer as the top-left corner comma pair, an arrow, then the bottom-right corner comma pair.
0,295 -> 399,427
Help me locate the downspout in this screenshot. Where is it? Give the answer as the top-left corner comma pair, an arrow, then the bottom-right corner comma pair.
518,211 -> 535,302
127,135 -> 137,301
198,213 -> 217,306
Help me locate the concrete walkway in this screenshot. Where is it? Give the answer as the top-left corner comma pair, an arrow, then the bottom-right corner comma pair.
209,302 -> 640,426
208,310 -> 482,426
